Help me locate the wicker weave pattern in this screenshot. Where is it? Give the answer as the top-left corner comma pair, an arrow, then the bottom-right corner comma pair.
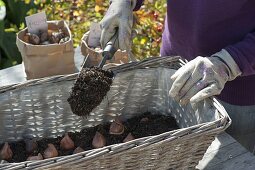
0,56 -> 231,170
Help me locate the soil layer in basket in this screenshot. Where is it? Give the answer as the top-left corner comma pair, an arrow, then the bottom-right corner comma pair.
67,67 -> 114,117
0,112 -> 179,163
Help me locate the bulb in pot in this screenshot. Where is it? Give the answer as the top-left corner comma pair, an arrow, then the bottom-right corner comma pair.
0,142 -> 13,160
43,144 -> 58,159
25,139 -> 38,154
60,133 -> 75,150
123,133 -> 135,143
109,117 -> 124,135
27,153 -> 43,161
92,132 -> 106,149
73,147 -> 84,154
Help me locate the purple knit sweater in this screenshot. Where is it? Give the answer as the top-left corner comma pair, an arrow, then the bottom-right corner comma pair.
135,0 -> 255,106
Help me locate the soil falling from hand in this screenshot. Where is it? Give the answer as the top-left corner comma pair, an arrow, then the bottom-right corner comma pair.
67,67 -> 114,116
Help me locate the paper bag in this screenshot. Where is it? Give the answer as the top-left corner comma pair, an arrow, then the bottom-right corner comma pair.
80,31 -> 129,67
16,20 -> 75,79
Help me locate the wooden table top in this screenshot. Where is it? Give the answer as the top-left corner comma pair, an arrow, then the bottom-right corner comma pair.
1,47 -> 255,170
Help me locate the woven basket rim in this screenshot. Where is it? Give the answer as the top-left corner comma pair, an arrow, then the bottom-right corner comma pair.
0,56 -> 182,93
0,56 -> 231,169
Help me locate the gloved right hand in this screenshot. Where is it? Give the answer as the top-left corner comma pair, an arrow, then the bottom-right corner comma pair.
100,0 -> 137,52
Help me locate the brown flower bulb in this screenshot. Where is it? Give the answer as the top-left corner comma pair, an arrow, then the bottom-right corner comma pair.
0,142 -> 13,160
73,147 -> 84,154
60,133 -> 75,150
27,153 -> 43,161
49,33 -> 60,44
27,33 -> 40,45
23,34 -> 30,43
25,139 -> 38,154
47,29 -> 54,37
40,31 -> 48,42
50,31 -> 65,44
92,132 -> 106,149
109,117 -> 125,135
43,144 -> 58,159
123,133 -> 135,143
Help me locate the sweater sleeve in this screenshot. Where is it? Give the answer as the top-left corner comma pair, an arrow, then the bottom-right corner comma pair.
225,31 -> 255,76
133,0 -> 144,11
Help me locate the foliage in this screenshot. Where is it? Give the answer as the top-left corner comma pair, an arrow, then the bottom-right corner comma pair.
0,0 -> 36,68
133,0 -> 166,59
0,0 -> 166,69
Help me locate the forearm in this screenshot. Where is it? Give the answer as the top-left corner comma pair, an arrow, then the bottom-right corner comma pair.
224,32 -> 255,76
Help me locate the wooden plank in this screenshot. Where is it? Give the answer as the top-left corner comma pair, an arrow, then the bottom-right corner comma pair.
197,133 -> 235,169
0,64 -> 26,86
206,152 -> 255,170
197,133 -> 255,169
207,133 -> 236,152
197,142 -> 248,169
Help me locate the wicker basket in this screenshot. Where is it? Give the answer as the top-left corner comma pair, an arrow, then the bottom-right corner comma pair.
0,56 -> 231,170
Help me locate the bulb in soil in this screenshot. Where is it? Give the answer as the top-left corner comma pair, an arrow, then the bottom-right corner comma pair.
43,144 -> 58,159
60,133 -> 75,150
0,142 -> 13,160
27,33 -> 40,45
92,132 -> 106,149
27,153 -> 43,161
140,117 -> 149,122
123,133 -> 135,143
73,147 -> 84,154
25,139 -> 38,154
109,117 -> 124,135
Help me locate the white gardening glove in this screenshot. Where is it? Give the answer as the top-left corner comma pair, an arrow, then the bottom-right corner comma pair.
100,0 -> 137,52
169,49 -> 242,106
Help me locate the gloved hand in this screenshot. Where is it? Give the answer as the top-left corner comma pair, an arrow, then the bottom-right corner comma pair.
100,0 -> 137,51
169,49 -> 242,105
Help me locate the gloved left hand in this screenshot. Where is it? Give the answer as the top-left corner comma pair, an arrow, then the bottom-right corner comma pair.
169,49 -> 242,105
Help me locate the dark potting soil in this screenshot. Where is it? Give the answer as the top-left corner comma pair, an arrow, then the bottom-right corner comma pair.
1,112 -> 179,163
67,67 -> 114,117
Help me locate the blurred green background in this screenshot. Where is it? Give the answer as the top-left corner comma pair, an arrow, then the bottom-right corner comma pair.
0,0 -> 166,69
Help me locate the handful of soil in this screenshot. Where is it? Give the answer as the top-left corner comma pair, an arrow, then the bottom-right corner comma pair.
68,67 -> 114,116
